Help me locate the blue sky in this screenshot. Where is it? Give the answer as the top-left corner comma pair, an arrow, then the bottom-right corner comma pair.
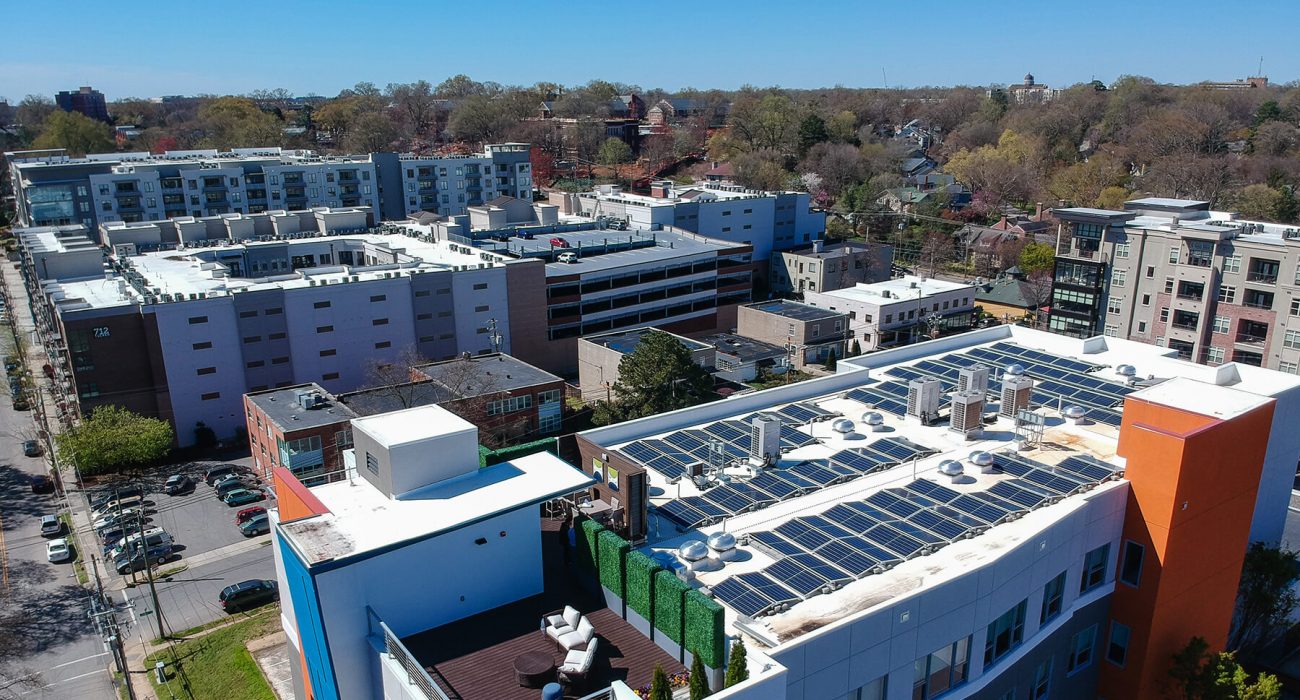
5,0 -> 1299,100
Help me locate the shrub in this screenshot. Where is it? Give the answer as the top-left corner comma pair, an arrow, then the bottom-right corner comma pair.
625,550 -> 660,621
575,518 -> 604,576
653,570 -> 689,643
597,529 -> 630,596
685,589 -> 725,668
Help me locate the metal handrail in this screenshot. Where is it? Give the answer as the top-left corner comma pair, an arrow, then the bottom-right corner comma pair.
381,621 -> 456,700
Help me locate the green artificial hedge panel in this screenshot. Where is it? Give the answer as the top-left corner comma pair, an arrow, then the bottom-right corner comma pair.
653,570 -> 689,643
624,550 -> 660,621
596,530 -> 631,596
576,518 -> 604,577
479,437 -> 559,467
684,589 -> 725,668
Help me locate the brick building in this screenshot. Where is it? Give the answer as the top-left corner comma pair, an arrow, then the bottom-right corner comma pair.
735,299 -> 849,369
244,384 -> 357,484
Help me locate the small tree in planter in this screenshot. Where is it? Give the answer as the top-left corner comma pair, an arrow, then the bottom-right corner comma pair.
650,664 -> 672,700
689,653 -> 712,699
725,639 -> 749,687
823,348 -> 837,372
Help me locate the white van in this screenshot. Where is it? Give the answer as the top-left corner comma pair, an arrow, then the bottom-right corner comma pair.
109,528 -> 172,560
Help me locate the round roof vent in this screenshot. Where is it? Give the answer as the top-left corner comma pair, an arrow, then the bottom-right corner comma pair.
707,532 -> 737,552
968,451 -> 994,467
1004,363 -> 1025,376
862,412 -> 885,426
678,540 -> 709,561
938,459 -> 964,476
1063,405 -> 1087,419
831,418 -> 855,434
1116,364 -> 1137,377
651,550 -> 676,568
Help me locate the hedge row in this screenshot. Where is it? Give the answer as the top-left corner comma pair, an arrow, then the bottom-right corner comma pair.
624,550 -> 660,621
597,530 -> 630,596
653,570 -> 689,643
576,518 -> 604,577
685,589 -> 725,668
478,437 -> 558,467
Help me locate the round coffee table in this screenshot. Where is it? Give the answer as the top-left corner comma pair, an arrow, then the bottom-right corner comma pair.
514,650 -> 555,688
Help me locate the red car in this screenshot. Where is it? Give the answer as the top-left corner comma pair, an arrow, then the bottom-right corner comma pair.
549,237 -> 570,248
236,506 -> 267,526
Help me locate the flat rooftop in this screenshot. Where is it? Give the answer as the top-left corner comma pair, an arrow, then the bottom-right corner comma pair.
337,381 -> 447,417
278,450 -> 595,565
816,275 -> 973,303
539,228 -> 739,275
744,299 -> 844,322
578,326 -> 1300,648
702,332 -> 785,364
582,326 -> 712,354
415,353 -> 561,397
783,241 -> 873,259
247,384 -> 357,430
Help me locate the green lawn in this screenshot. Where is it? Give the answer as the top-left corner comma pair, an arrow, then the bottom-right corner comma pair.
144,607 -> 279,700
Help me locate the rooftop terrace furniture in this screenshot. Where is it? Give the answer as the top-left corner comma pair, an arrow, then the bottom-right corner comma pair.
558,637 -> 598,689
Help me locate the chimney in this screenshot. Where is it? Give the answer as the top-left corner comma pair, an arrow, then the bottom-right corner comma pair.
812,240 -> 824,253
998,215 -> 1008,228
1035,202 -> 1043,219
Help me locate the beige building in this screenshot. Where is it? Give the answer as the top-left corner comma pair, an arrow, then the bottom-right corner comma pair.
770,240 -> 893,296
576,327 -> 714,401
735,300 -> 848,368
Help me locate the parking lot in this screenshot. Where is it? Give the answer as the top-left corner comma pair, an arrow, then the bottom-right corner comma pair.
83,456 -> 279,635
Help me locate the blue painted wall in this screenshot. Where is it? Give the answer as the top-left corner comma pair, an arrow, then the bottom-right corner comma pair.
279,536 -> 340,700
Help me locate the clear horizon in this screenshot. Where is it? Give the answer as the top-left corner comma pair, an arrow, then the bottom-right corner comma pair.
4,0 -> 1299,101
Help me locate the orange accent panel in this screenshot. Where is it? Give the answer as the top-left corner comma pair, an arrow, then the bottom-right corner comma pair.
297,631 -> 314,699
272,467 -> 331,522
1098,396 -> 1274,700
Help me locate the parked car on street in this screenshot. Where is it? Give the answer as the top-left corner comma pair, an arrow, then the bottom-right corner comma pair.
223,489 -> 265,507
29,474 -> 54,494
92,508 -> 144,531
235,506 -> 267,526
40,515 -> 63,537
114,543 -> 173,574
219,579 -> 278,612
215,476 -> 255,498
162,474 -> 193,495
47,538 -> 72,563
89,487 -> 145,511
239,513 -> 270,537
204,464 -> 247,486
22,440 -> 41,457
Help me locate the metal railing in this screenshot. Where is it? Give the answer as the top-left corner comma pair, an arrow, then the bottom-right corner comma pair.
1247,272 -> 1278,283
1235,334 -> 1268,345
576,688 -> 616,700
1170,322 -> 1198,331
381,621 -> 457,700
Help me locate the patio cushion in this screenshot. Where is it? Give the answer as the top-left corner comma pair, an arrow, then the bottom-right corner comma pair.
559,639 -> 598,675
546,613 -> 566,628
562,605 -> 581,629
546,624 -> 572,644
558,617 -> 595,650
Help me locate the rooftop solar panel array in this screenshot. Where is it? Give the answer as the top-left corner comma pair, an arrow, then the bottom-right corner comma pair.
712,448 -> 1123,618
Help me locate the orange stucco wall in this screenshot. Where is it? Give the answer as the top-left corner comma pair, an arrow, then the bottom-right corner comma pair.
1098,397 -> 1274,699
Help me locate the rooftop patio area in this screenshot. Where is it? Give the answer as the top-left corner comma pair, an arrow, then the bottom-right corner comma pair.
402,520 -> 685,700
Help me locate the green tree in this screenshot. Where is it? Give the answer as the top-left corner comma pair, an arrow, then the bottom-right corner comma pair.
1169,636 -> 1282,700
1096,186 -> 1134,211
597,137 -> 633,179
593,331 -> 714,425
55,405 -> 173,476
823,348 -> 837,372
197,97 -> 281,150
724,639 -> 749,688
850,339 -> 862,356
1225,185 -> 1285,223
1229,543 -> 1300,652
797,114 -> 828,155
32,110 -> 114,155
650,665 -> 672,700
1018,242 -> 1055,275
689,654 -> 711,700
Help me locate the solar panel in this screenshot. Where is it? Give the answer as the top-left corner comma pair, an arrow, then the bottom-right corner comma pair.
780,425 -> 819,448
701,421 -> 747,444
618,441 -> 663,466
774,519 -> 836,550
837,501 -> 899,524
902,479 -> 962,504
725,482 -> 781,508
767,467 -> 822,492
862,523 -> 927,557
993,452 -> 1043,477
887,519 -> 946,545
765,558 -> 833,596
866,437 -> 936,463
662,430 -> 709,454
966,490 -> 1028,516
821,503 -> 886,532
790,459 -> 848,486
829,449 -> 886,475
813,539 -> 881,576
866,490 -> 926,517
832,536 -> 902,565
947,494 -> 1012,525
907,509 -> 971,541
776,403 -> 820,424
710,577 -> 773,618
656,499 -> 709,529
987,480 -> 1050,509
701,485 -> 757,515
1056,455 -> 1120,482
801,515 -> 859,541
1019,469 -> 1084,496
786,553 -> 854,586
747,472 -> 800,500
748,530 -> 804,557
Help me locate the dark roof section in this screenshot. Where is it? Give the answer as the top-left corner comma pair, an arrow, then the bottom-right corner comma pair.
701,332 -> 786,364
414,353 -> 562,398
744,299 -> 846,323
337,381 -> 449,417
584,327 -> 712,354
784,241 -> 873,260
246,383 -> 357,430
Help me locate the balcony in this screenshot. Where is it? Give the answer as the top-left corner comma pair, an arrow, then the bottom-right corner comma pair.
1171,322 -> 1198,331
1247,272 -> 1278,284
1235,334 -> 1268,347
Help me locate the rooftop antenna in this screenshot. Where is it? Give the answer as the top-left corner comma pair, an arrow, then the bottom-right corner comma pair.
1258,56 -> 1264,77
881,67 -> 889,89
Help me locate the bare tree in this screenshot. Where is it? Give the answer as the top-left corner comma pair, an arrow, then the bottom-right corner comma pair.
358,347 -> 432,410
422,355 -> 530,449
1022,270 -> 1055,328
919,230 -> 957,278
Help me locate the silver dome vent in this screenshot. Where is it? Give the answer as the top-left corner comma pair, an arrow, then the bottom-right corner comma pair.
831,418 -> 855,434
937,459 -> 964,477
677,540 -> 709,561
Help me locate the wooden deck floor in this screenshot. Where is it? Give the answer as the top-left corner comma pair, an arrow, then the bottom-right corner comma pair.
402,519 -> 684,699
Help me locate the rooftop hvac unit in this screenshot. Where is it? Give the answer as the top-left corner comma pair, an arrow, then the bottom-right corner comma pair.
1000,374 -> 1034,419
748,414 -> 782,468
949,390 -> 985,439
296,391 -> 325,410
906,377 -> 943,423
957,364 -> 990,395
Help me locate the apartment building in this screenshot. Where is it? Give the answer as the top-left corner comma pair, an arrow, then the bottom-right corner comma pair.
552,181 -> 825,265
18,215 -> 527,447
803,275 -> 977,352
770,239 -> 894,296
266,325 -> 1300,700
1050,197 -> 1300,373
4,143 -> 532,228
55,86 -> 110,122
577,327 -> 715,401
736,299 -> 849,368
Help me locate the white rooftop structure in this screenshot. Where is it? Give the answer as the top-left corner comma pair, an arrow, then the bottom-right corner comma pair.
814,275 -> 973,304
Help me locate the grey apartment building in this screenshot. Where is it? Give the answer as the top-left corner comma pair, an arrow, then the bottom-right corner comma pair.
1049,197 -> 1300,373
769,239 -> 893,296
4,143 -> 532,229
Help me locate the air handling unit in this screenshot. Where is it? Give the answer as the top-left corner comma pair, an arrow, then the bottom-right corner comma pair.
949,389 -> 985,439
906,377 -> 943,423
749,414 -> 782,468
958,364 -> 990,395
999,364 -> 1035,419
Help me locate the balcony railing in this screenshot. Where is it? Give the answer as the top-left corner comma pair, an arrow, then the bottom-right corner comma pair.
1242,299 -> 1274,310
1175,293 -> 1203,301
1236,334 -> 1268,345
381,621 -> 455,700
1247,272 -> 1278,283
1171,322 -> 1198,331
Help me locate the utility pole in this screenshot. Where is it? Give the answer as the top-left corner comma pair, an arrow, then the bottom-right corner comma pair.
88,556 -> 137,700
487,317 -> 503,354
135,511 -> 169,641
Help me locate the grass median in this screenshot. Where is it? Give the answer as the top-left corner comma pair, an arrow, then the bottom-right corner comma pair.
144,606 -> 279,700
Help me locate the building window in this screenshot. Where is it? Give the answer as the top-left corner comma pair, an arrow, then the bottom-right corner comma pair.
1114,242 -> 1130,258
266,307 -> 283,315
317,325 -> 334,333
1159,307 -> 1169,322
243,335 -> 261,344
322,372 -> 339,381
370,294 -> 386,302
984,600 -> 1028,667
1041,570 -> 1066,624
538,389 -> 562,404
374,341 -> 391,349
1111,269 -> 1126,287
539,413 -> 562,433
913,636 -> 970,699
1119,541 -> 1144,587
1137,321 -> 1147,333
365,451 -> 379,475
1163,277 -> 1174,294
200,392 -> 220,401
487,394 -> 533,415
1146,265 -> 1155,278
1066,625 -> 1097,675
1141,294 -> 1151,306
1106,622 -> 1131,666
192,341 -> 212,350
1081,543 -> 1110,593
269,332 -> 286,340
372,318 -> 388,326
1280,361 -> 1300,375
1104,324 -> 1119,337
850,676 -> 886,700
1107,297 -> 1121,314
239,310 -> 257,318
188,315 -> 208,324
1207,347 -> 1226,365
313,300 -> 331,309
1169,247 -> 1179,264
1291,299 -> 1300,317
196,367 -> 216,375
1030,657 -> 1052,699
1213,316 -> 1230,333
473,283 -> 488,290
319,349 -> 336,357
1224,254 -> 1241,274
1284,330 -> 1300,350
1218,285 -> 1236,303
246,360 -> 265,368
272,356 -> 289,365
